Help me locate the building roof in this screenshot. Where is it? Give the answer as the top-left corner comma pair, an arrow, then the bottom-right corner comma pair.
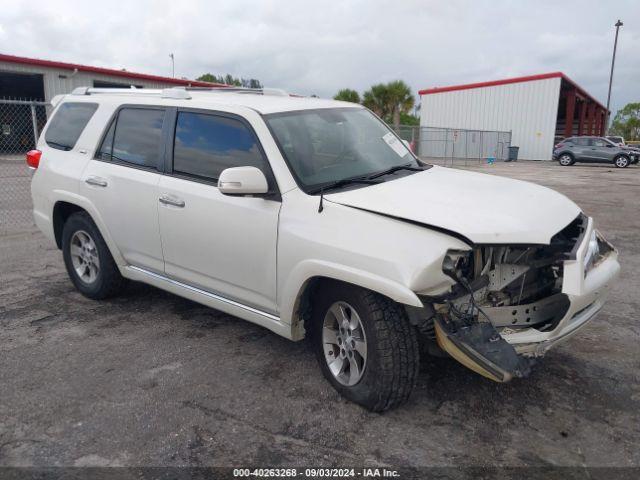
419,72 -> 606,110
0,53 -> 225,88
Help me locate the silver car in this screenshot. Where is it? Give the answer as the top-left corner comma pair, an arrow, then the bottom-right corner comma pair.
553,136 -> 636,168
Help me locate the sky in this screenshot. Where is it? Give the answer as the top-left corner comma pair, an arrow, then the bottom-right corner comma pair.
1,0 -> 638,115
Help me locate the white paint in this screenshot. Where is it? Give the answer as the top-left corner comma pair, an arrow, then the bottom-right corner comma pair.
420,77 -> 562,161
326,165 -> 580,244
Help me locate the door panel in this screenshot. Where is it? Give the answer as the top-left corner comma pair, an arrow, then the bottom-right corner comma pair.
81,161 -> 163,272
80,106 -> 167,273
569,139 -> 590,161
158,176 -> 280,313
589,139 -> 614,162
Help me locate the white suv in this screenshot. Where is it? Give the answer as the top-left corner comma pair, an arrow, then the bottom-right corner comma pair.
29,87 -> 620,411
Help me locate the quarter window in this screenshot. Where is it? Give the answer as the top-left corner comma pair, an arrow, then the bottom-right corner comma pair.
98,108 -> 165,169
45,102 -> 98,151
173,112 -> 266,181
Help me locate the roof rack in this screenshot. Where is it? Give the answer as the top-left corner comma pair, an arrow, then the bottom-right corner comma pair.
71,86 -> 291,100
173,86 -> 290,97
71,86 -> 191,99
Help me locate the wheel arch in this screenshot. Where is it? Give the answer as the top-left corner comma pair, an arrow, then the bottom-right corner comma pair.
281,261 -> 423,341
51,193 -> 126,266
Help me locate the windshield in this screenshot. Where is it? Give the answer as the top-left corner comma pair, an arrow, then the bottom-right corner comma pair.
608,136 -> 623,144
265,108 -> 424,192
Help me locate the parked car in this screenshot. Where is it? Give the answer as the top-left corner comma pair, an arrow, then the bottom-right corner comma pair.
553,136 -> 636,167
28,87 -> 620,411
606,135 -> 625,146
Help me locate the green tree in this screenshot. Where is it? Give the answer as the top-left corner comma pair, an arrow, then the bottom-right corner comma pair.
196,73 -> 262,89
362,83 -> 391,118
399,112 -> 420,126
333,88 -> 361,103
386,80 -> 415,131
610,102 -> 640,140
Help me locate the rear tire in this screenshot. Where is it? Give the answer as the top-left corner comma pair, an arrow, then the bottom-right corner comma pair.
558,153 -> 574,166
62,211 -> 127,299
614,155 -> 630,168
311,282 -> 420,412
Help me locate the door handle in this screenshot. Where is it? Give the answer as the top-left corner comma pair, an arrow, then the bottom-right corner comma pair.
159,194 -> 185,208
85,176 -> 108,187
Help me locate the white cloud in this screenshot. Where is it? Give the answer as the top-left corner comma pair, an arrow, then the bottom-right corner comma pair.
1,0 -> 638,113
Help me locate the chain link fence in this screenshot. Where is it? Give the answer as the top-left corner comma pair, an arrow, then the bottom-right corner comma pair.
1,100 -> 50,235
393,125 -> 512,165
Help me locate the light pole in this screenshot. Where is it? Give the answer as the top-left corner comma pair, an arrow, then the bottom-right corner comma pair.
169,53 -> 175,78
605,19 -> 623,134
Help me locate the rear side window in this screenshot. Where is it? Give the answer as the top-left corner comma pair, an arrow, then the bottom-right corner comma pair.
45,102 -> 98,151
574,138 -> 589,146
173,112 -> 266,181
98,108 -> 165,169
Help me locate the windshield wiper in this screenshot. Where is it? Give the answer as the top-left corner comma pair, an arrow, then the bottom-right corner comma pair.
311,177 -> 380,213
367,163 -> 424,180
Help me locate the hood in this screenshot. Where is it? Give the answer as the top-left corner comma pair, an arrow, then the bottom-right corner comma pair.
326,165 -> 581,245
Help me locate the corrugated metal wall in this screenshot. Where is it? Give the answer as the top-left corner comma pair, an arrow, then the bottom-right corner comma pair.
420,77 -> 561,160
0,61 -> 179,102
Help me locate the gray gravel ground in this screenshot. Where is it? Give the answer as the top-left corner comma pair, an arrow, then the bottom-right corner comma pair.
0,160 -> 639,469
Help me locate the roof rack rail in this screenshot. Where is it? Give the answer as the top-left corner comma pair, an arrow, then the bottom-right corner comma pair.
71,86 -> 191,99
172,86 -> 290,97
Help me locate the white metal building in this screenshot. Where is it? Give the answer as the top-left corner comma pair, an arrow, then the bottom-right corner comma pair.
419,72 -> 608,160
0,53 -> 223,102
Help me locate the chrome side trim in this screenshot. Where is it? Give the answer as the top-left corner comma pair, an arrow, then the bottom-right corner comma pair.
129,266 -> 280,322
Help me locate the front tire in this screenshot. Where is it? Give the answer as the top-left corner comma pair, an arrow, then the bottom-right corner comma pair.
558,153 -> 574,166
311,283 -> 420,412
614,155 -> 630,168
62,211 -> 127,299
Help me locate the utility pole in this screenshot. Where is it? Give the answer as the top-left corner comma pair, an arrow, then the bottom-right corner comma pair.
605,20 -> 623,134
169,53 -> 175,78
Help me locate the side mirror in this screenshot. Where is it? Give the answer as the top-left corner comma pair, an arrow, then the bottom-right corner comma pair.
218,166 -> 269,196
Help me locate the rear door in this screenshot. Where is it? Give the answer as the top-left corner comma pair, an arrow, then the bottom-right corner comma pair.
80,106 -> 168,273
157,108 -> 281,313
569,137 -> 590,160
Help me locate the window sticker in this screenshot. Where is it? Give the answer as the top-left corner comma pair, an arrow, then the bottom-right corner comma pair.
382,132 -> 408,157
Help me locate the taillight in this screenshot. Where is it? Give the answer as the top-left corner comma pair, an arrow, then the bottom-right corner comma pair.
26,149 -> 42,169
554,143 -> 563,149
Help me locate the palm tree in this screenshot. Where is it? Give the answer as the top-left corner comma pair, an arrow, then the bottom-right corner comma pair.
386,80 -> 415,131
362,83 -> 391,118
334,89 -> 361,104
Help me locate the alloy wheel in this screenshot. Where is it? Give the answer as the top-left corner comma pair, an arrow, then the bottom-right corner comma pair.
615,157 -> 628,168
69,230 -> 100,284
559,155 -> 572,166
322,301 -> 368,386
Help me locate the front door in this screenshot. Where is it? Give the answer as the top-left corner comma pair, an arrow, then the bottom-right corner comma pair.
158,109 -> 280,314
589,138 -> 614,162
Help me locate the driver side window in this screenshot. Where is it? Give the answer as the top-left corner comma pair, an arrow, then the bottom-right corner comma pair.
172,111 -> 268,182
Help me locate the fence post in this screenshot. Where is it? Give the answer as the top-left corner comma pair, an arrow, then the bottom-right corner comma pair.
30,104 -> 39,148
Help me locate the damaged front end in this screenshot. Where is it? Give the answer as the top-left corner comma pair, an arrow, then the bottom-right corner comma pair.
414,214 -> 618,383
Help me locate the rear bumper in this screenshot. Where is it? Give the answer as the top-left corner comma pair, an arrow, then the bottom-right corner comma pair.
501,218 -> 620,356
